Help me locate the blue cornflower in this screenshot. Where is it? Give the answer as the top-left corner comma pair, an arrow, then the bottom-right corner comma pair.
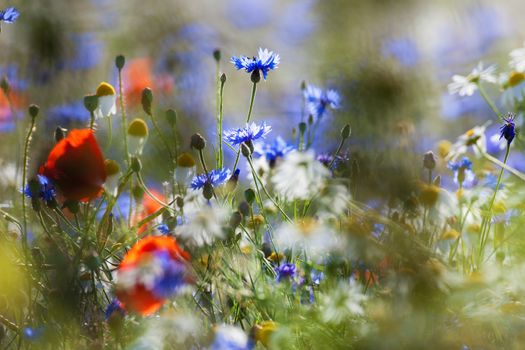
157,224 -> 170,235
105,298 -> 125,321
224,122 -> 272,147
231,48 -> 280,81
448,157 -> 476,188
304,84 -> 340,119
23,175 -> 56,202
254,137 -> 294,164
276,263 -> 296,282
0,7 -> 19,23
500,113 -> 516,145
191,168 -> 231,190
151,251 -> 187,298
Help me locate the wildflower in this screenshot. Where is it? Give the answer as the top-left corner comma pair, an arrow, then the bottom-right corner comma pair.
231,48 -> 280,81
304,84 -> 341,119
510,42 -> 525,72
500,71 -> 525,106
252,321 -> 277,348
176,198 -> 229,246
23,175 -> 56,202
127,118 -> 149,155
39,129 -> 107,201
272,151 -> 330,200
448,157 -> 476,188
105,298 -> 126,321
157,224 -> 170,235
115,236 -> 190,316
0,7 -> 19,24
224,122 -> 272,148
319,282 -> 367,323
133,189 -> 166,234
190,168 -> 231,191
500,113 -> 516,145
94,82 -> 117,119
448,124 -> 488,159
448,62 -> 497,96
276,263 -> 296,282
275,218 -> 339,256
123,58 -> 154,107
174,153 -> 196,186
210,325 -> 252,350
253,137 -> 294,166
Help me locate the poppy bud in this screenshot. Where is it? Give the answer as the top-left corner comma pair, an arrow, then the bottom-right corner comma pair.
141,88 -> 153,115
130,157 -> 142,173
238,201 -> 250,216
213,49 -> 221,62
132,184 -> 144,201
0,76 -> 9,94
423,151 -> 436,170
115,54 -> 125,70
190,133 -> 206,150
241,142 -> 251,157
166,109 -> 177,127
229,211 -> 242,228
298,122 -> 307,135
220,73 -> 227,84
83,94 -> 99,113
128,118 -> 149,155
251,70 -> 261,84
54,126 -> 67,143
203,182 -> 214,200
341,124 -> 351,139
28,104 -> 39,119
244,189 -> 255,204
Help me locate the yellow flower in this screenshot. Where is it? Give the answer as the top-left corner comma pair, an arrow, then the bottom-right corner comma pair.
253,321 -> 277,347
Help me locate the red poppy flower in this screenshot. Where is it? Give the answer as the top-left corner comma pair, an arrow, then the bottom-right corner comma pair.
116,236 -> 190,315
123,58 -> 173,108
133,189 -> 166,234
40,129 -> 107,201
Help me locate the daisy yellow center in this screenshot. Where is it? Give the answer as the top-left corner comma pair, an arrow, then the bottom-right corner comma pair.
437,140 -> 452,159
508,71 -> 525,88
177,153 -> 196,167
128,118 -> 149,137
440,229 -> 459,241
297,218 -> 317,236
96,82 -> 116,97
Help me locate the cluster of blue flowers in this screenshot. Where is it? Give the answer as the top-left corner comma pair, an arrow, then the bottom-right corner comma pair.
304,84 -> 341,120
0,7 -> 19,24
448,157 -> 476,188
254,137 -> 294,164
24,175 -> 56,202
276,263 -> 296,282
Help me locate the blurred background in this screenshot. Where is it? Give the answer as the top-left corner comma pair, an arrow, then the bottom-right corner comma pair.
1,0 -> 524,203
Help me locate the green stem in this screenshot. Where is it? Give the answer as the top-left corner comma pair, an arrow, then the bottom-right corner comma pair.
328,136 -> 347,169
217,78 -> 225,169
118,68 -> 130,165
480,148 -> 525,182
149,109 -> 174,162
232,83 -> 257,172
89,111 -> 95,130
477,83 -> 501,119
21,115 -> 37,251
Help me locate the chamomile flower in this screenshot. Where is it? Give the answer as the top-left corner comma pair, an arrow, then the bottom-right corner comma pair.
304,84 -> 341,119
272,150 -> 330,200
499,71 -> 525,106
448,124 -> 488,160
319,281 -> 367,323
448,62 -> 497,96
224,122 -> 272,147
94,82 -> 117,119
275,218 -> 340,256
231,48 -> 280,81
510,42 -> 525,72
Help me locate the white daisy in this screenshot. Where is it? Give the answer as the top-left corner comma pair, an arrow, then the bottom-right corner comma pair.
320,281 -> 367,323
447,124 -> 489,160
448,62 -> 497,96
94,82 -> 117,119
272,150 -> 330,201
275,218 -> 340,256
510,42 -> 525,72
499,71 -> 525,106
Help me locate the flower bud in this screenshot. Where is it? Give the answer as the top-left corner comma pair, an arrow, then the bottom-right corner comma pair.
141,87 -> 153,115
298,122 -> 307,135
0,76 -> 9,94
251,70 -> 261,84
241,142 -> 251,157
229,211 -> 242,229
166,109 -> 177,127
203,182 -> 214,200
132,184 -> 144,201
63,199 -> 80,214
115,54 -> 126,70
213,49 -> 221,62
341,124 -> 351,139
190,133 -> 206,150
423,151 -> 436,170
226,169 -> 240,192
238,201 -> 250,216
220,73 -> 227,84
54,126 -> 67,143
28,104 -> 40,119
83,94 -> 99,113
244,188 -> 255,204
308,114 -> 314,125
130,157 -> 142,173
175,195 -> 184,209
